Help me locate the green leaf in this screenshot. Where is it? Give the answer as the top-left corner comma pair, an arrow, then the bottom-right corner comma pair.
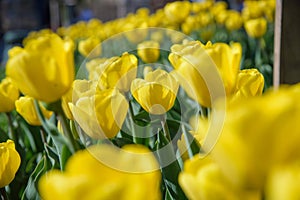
155,131 -> 188,200
60,145 -> 72,171
21,155 -> 49,200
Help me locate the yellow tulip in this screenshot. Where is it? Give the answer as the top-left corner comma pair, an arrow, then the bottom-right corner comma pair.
244,18 -> 267,38
169,40 -> 241,107
211,83 -> 300,190
131,69 -> 179,115
94,88 -> 129,138
210,1 -> 228,17
179,156 -> 240,200
232,68 -> 264,100
6,33 -> 75,103
0,140 -> 21,188
78,36 -> 101,57
215,10 -> 228,25
225,11 -> 243,31
164,1 -> 191,24
98,52 -> 137,92
242,1 -> 265,21
0,78 -> 19,113
137,41 -> 160,63
70,80 -> 128,139
15,96 -> 53,126
39,144 -> 161,200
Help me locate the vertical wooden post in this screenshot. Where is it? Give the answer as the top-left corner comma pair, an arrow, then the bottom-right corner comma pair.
274,0 -> 300,87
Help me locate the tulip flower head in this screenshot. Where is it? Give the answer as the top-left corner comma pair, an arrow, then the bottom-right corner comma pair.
244,18 -> 267,38
131,69 -> 179,115
0,140 -> 21,188
137,40 -> 160,63
70,80 -> 128,139
6,33 -> 75,103
0,77 -> 19,113
15,96 -> 53,126
98,52 -> 138,92
39,144 -> 161,200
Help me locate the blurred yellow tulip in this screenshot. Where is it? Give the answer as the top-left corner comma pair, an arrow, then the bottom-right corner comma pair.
0,78 -> 19,113
6,33 -> 75,103
164,1 -> 191,24
232,68 -> 264,100
131,69 -> 179,115
0,140 -> 21,188
212,83 -> 300,190
78,36 -> 101,57
39,144 -> 161,200
179,156 -> 240,200
98,52 -> 137,92
15,96 -> 53,126
225,10 -> 243,31
137,41 -> 160,63
244,18 -> 267,38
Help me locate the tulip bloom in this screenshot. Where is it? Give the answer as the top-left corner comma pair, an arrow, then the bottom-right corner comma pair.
179,157 -> 239,200
164,1 -> 191,24
0,78 -> 19,113
232,68 -> 264,100
131,69 -> 179,115
98,52 -> 137,92
39,144 -> 161,200
169,41 -> 241,107
0,140 -> 21,188
225,11 -> 243,31
70,80 -> 128,139
78,36 -> 101,57
137,41 -> 160,63
6,33 -> 75,103
244,18 -> 267,38
15,96 -> 53,126
212,83 -> 300,190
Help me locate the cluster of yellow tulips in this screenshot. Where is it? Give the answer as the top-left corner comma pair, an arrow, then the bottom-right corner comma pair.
2,0 -> 299,200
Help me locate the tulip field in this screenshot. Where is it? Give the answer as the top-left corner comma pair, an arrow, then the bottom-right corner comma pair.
2,1 -> 300,200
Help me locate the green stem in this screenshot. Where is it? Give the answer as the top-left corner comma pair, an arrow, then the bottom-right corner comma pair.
128,100 -> 138,144
57,111 -> 79,153
0,187 -> 9,200
5,113 -> 16,142
125,92 -> 140,144
160,115 -> 171,141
